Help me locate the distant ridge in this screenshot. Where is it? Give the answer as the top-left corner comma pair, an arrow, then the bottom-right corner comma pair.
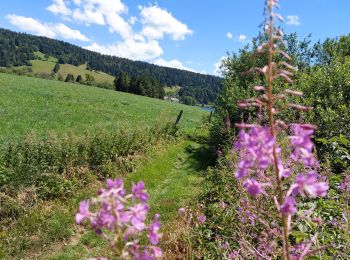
0,28 -> 222,104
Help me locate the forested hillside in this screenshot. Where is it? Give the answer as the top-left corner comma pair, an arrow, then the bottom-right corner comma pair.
0,28 -> 222,104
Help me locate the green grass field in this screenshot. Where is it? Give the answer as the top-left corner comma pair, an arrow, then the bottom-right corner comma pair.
0,72 -> 210,259
30,60 -> 114,85
0,72 -> 207,141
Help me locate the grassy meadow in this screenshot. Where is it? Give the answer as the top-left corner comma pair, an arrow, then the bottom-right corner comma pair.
30,60 -> 115,85
0,72 -> 210,258
0,72 -> 207,141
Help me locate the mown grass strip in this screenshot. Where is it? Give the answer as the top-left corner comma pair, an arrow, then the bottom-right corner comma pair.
41,135 -> 208,260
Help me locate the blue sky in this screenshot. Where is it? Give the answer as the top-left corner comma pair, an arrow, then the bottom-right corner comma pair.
1,0 -> 349,75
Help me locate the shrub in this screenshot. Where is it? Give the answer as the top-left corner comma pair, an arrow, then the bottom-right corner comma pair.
0,117 -> 177,218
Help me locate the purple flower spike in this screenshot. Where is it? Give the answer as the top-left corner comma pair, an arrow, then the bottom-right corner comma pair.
76,200 -> 91,224
106,178 -> 126,196
234,126 -> 279,180
106,178 -> 123,189
292,172 -> 329,198
150,246 -> 162,258
129,203 -> 149,231
243,179 -> 265,196
280,197 -> 297,216
149,214 -> 162,245
290,124 -> 318,167
132,181 -> 150,203
76,178 -> 162,259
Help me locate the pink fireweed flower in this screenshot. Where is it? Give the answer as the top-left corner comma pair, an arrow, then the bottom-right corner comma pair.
243,179 -> 266,196
129,203 -> 149,231
105,178 -> 126,196
277,157 -> 291,178
178,207 -> 186,214
149,214 -> 162,245
280,197 -> 297,216
76,200 -> 91,224
132,181 -> 150,203
234,126 -> 279,179
290,172 -> 329,198
289,124 -> 318,167
76,178 -> 162,259
150,246 -> 162,258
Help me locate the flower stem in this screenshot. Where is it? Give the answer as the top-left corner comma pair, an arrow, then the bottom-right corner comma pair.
266,2 -> 290,259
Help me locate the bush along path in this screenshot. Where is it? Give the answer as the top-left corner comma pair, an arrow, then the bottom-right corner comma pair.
12,128 -> 214,259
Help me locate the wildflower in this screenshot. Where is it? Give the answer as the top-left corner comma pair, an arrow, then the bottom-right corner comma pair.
132,181 -> 150,203
129,203 -> 149,231
76,200 -> 91,224
149,214 -> 162,245
197,214 -> 206,224
291,172 -> 329,198
243,179 -> 265,196
178,207 -> 186,214
234,126 -> 279,181
280,197 -> 297,216
76,178 -> 162,259
290,124 -> 317,167
150,246 -> 162,258
106,178 -> 125,196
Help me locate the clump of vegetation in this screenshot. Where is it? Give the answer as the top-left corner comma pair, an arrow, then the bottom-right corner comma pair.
76,179 -> 163,258
114,72 -> 165,100
188,0 -> 350,258
0,117 -> 177,213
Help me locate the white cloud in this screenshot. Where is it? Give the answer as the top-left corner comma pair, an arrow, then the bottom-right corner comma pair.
213,56 -> 228,76
105,12 -> 132,39
238,34 -> 247,42
226,32 -> 233,39
6,14 -> 89,41
286,15 -> 300,26
153,58 -> 196,72
18,1 -> 196,68
85,39 -> 163,61
6,14 -> 56,38
140,5 -> 193,41
47,0 -> 72,16
54,23 -> 90,41
48,0 -> 132,39
72,8 -> 105,25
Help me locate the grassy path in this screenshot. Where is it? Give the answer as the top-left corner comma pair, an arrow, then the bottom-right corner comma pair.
39,132 -> 211,259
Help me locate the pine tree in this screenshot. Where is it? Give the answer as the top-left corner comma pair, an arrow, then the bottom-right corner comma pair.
76,75 -> 83,83
114,72 -> 130,92
65,73 -> 75,82
52,63 -> 60,73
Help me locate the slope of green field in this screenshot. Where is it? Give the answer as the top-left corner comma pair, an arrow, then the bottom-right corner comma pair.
29,60 -> 114,85
0,73 -> 207,141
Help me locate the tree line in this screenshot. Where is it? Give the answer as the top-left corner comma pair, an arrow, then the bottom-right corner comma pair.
114,72 -> 165,99
0,28 -> 222,104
